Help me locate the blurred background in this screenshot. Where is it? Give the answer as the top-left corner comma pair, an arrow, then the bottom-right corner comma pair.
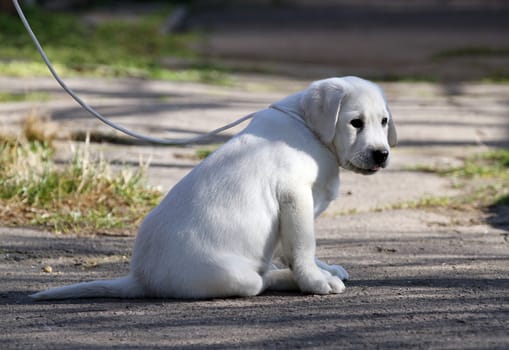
0,0 -> 508,233
1,0 -> 509,83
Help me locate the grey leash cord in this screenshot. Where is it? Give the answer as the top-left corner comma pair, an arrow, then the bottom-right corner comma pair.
12,0 -> 255,145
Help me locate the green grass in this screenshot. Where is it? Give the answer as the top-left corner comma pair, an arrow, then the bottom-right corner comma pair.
403,149 -> 509,211
0,139 -> 162,234
0,7 -> 230,84
433,47 -> 509,60
492,194 -> 509,206
483,72 -> 509,84
439,151 -> 509,179
408,151 -> 509,179
389,196 -> 453,211
195,147 -> 219,160
0,91 -> 50,103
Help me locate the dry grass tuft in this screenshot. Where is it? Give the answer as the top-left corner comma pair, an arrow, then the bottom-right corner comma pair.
22,110 -> 63,145
0,136 -> 162,235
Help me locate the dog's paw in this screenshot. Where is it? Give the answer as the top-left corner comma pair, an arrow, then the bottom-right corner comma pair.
298,270 -> 345,295
325,275 -> 346,294
327,264 -> 349,281
319,269 -> 346,294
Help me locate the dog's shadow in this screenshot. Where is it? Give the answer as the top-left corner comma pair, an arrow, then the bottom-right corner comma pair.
6,275 -> 509,307
3,289 -> 308,306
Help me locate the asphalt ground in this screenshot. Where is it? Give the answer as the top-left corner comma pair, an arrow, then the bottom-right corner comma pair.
0,214 -> 508,349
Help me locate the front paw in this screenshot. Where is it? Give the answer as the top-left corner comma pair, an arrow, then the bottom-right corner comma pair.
298,270 -> 345,295
324,274 -> 346,294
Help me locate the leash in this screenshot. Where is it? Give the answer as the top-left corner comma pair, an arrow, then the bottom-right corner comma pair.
12,0 -> 255,145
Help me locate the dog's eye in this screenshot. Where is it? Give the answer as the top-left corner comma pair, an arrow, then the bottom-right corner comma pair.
350,119 -> 364,129
381,117 -> 388,126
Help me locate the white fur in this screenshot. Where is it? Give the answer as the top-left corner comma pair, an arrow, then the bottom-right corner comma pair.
31,76 -> 397,300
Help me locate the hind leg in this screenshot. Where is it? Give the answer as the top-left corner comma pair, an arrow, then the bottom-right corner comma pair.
179,255 -> 265,299
263,268 -> 299,292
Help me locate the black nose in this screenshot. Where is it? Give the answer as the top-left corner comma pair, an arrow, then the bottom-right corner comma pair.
372,149 -> 389,165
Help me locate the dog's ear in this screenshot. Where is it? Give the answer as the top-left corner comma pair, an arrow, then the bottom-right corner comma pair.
387,107 -> 398,147
300,79 -> 345,144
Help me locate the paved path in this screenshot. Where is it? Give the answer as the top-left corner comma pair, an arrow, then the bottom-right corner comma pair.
0,75 -> 508,349
1,216 -> 508,349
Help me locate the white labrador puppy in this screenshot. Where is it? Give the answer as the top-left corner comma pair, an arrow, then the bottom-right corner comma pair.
31,76 -> 397,300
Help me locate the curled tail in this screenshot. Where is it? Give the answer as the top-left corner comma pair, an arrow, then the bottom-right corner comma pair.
30,274 -> 145,300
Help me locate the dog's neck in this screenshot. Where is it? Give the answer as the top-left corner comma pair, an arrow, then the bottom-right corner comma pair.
269,104 -> 307,128
269,92 -> 307,127
269,94 -> 342,168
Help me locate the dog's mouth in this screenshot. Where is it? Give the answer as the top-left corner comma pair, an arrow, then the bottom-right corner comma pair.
345,161 -> 383,175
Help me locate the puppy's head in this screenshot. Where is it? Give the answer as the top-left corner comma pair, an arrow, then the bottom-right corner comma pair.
300,76 -> 397,175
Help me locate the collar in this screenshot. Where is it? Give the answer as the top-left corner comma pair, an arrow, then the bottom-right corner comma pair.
269,104 -> 308,128
268,105 -> 341,167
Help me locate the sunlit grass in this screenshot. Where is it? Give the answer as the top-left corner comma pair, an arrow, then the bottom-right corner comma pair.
400,149 -> 509,211
0,7 -> 230,84
0,91 -> 50,103
0,135 -> 162,235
